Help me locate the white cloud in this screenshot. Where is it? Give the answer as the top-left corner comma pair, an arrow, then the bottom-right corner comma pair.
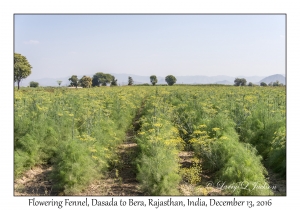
24,40 -> 39,45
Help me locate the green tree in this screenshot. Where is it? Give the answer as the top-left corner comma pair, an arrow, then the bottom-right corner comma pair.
260,82 -> 267,86
57,80 -> 62,87
92,72 -> 113,86
165,75 -> 177,86
150,75 -> 158,86
14,53 -> 32,90
69,75 -> 79,88
29,81 -> 39,87
234,78 -> 247,86
110,76 -> 118,86
248,82 -> 253,86
79,75 -> 92,88
128,76 -> 133,86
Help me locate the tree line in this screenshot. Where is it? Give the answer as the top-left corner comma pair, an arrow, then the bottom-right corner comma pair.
14,52 -> 284,89
68,73 -> 118,88
67,73 -> 178,88
13,51 -> 177,88
234,78 -> 284,87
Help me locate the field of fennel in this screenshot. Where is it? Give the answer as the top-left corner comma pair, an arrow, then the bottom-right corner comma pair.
14,87 -> 145,194
14,86 -> 286,195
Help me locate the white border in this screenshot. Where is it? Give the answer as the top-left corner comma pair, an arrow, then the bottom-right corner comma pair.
2,0 -> 298,209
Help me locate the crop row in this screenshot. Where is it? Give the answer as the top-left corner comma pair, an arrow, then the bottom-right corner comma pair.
136,89 -> 185,195
14,86 -> 286,195
14,88 -> 145,194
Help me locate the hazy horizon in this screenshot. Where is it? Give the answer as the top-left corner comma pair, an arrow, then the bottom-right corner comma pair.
17,73 -> 286,87
20,72 -> 284,80
15,14 -> 285,81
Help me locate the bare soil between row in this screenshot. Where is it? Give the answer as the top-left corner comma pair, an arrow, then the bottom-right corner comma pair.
14,100 -> 285,196
14,153 -> 285,196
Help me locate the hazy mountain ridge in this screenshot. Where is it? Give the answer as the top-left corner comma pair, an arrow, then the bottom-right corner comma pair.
18,73 -> 285,87
258,74 -> 286,85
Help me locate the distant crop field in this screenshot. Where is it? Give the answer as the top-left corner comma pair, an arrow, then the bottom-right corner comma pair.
14,86 -> 286,196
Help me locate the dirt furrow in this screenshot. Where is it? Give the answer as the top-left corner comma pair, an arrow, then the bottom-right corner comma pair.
77,101 -> 145,196
14,165 -> 58,196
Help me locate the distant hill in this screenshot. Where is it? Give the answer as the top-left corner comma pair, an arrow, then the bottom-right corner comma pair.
115,74 -> 266,85
258,74 -> 286,85
17,73 -> 283,87
215,80 -> 232,85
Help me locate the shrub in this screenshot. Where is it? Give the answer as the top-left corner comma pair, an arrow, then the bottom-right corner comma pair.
30,81 -> 39,87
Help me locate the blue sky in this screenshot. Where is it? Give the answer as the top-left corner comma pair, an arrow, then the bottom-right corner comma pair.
14,14 -> 285,80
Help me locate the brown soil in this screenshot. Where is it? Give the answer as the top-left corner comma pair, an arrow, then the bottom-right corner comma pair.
14,165 -> 58,196
266,170 -> 286,196
179,151 -> 194,168
76,140 -> 143,196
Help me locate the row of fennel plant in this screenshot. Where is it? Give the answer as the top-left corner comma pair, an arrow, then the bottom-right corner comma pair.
14,87 -> 145,194
135,88 -> 185,195
228,87 -> 286,178
165,86 -> 275,195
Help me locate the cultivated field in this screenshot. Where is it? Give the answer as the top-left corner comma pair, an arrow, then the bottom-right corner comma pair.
14,86 -> 286,196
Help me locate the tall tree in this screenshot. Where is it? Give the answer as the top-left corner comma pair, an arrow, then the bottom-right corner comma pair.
79,75 -> 92,88
110,76 -> 118,86
260,82 -> 267,86
150,75 -> 158,86
165,75 -> 177,86
69,75 -> 79,88
92,72 -> 113,86
234,78 -> 247,86
14,53 -> 32,90
128,76 -> 133,85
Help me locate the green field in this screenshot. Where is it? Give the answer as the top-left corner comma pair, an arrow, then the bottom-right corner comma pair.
14,86 -> 286,195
